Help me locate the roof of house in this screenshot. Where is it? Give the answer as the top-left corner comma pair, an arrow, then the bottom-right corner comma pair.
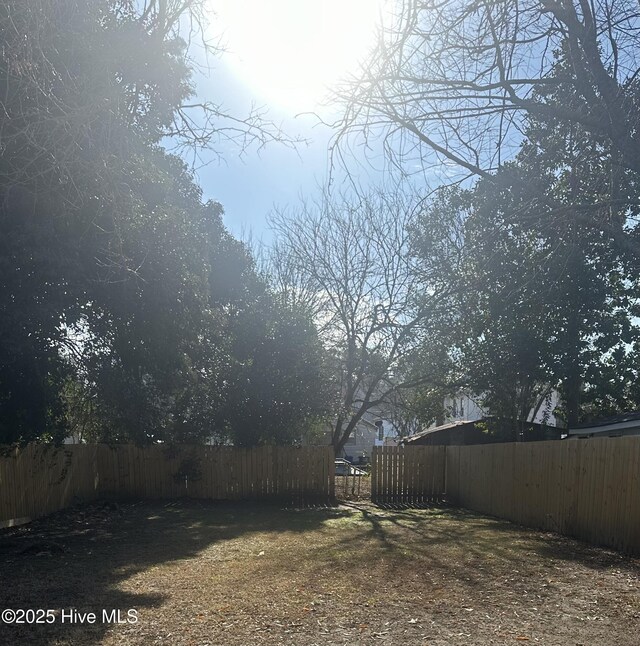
357,417 -> 380,430
568,410 -> 640,435
400,420 -> 476,444
401,417 -> 558,444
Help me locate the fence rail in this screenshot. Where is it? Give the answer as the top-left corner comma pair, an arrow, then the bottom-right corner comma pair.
371,445 -> 446,504
446,437 -> 640,555
0,444 -> 335,525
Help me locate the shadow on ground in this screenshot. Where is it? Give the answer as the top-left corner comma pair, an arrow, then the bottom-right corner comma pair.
0,499 -> 350,646
346,501 -> 640,577
1,498 -> 639,646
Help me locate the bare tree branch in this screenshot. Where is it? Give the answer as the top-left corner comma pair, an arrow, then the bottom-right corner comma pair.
333,0 -> 640,197
267,190 -> 455,453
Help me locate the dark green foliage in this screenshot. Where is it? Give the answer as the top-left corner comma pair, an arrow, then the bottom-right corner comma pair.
217,298 -> 332,446
0,0 -> 329,445
410,54 -> 640,428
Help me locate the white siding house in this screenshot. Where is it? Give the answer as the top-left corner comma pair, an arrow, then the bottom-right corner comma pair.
437,391 -> 560,428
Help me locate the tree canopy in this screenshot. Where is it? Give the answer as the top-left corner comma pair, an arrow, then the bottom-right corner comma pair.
409,90 -> 640,430
328,1 -> 640,430
336,0 -> 640,257
6,0 -> 640,449
0,0 -> 329,445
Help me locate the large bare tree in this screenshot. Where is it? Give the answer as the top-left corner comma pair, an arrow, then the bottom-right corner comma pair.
333,0 -> 640,254
268,192 -> 455,453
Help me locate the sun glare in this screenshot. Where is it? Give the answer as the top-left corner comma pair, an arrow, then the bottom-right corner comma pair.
212,0 -> 384,112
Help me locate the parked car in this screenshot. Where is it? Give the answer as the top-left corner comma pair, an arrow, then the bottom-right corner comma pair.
335,458 -> 367,476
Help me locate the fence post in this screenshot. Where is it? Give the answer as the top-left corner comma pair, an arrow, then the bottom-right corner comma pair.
371,446 -> 377,503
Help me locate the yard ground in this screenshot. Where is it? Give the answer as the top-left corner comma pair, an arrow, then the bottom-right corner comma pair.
1,500 -> 639,646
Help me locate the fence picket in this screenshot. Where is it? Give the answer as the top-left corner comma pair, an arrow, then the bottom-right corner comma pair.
371,445 -> 447,505
6,437 -> 640,555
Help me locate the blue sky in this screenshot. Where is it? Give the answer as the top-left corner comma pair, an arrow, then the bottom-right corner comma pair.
194,74 -> 338,242
183,1 -> 389,243
191,58 -> 416,244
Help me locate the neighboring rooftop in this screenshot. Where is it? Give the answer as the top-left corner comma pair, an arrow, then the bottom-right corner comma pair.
401,417 -> 560,446
571,410 -> 640,429
400,420 -> 474,444
568,410 -> 640,437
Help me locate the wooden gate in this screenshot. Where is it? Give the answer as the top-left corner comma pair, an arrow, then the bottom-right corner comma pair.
371,445 -> 446,504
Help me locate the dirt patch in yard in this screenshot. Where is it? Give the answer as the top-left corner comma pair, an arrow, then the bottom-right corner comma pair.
1,500 -> 639,646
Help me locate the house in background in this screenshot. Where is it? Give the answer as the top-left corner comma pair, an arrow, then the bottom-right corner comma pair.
321,401 -> 396,464
440,391 -> 560,428
338,408 -> 396,463
340,418 -> 381,464
399,390 -> 561,446
568,411 -> 640,439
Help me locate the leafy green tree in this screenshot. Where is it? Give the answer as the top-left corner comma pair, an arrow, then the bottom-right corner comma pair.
217,296 -> 332,446
411,97 -> 640,430
0,0 -> 324,446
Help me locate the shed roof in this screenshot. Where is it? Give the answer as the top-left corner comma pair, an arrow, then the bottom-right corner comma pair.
401,417 -> 557,444
571,410 -> 640,429
400,420 -> 476,444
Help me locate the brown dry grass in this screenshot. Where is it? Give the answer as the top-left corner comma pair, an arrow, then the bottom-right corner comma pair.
334,475 -> 371,501
1,500 -> 639,645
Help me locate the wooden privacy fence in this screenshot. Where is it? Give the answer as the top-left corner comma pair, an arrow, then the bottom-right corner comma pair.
446,437 -> 640,555
372,439 -> 640,554
0,444 -> 100,527
5,438 -> 640,555
371,445 -> 446,504
0,444 -> 335,525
